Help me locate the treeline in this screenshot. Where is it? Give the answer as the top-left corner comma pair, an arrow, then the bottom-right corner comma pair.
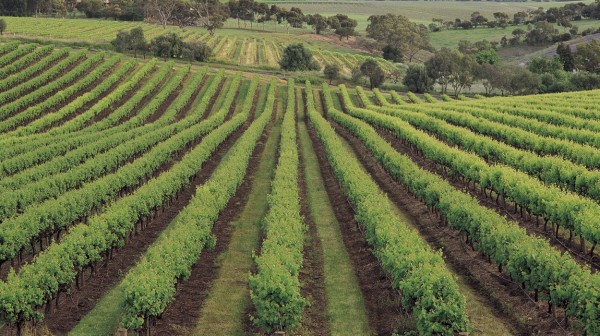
430,2 -> 600,32
403,40 -> 600,96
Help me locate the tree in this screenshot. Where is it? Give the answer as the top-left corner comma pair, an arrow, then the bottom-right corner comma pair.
527,57 -> 563,74
575,40 -> 600,73
111,27 -> 147,58
556,43 -> 575,72
403,64 -> 433,93
332,14 -> 357,41
0,18 -> 5,35
306,14 -> 329,35
279,43 -> 320,71
171,1 -> 196,29
324,64 -> 340,84
191,0 -> 229,35
77,0 -> 104,18
150,32 -> 184,60
507,67 -> 540,95
112,30 -> 131,53
366,14 -> 432,62
447,50 -> 476,97
525,21 -> 559,46
493,12 -> 509,28
360,59 -> 385,89
425,48 -> 453,94
149,0 -> 178,29
382,45 -> 403,63
570,71 -> 600,90
129,27 -> 147,58
475,49 -> 499,65
513,11 -> 529,25
183,41 -> 213,62
475,63 -> 502,96
470,11 -> 488,27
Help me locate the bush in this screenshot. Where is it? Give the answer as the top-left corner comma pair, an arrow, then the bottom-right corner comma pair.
360,59 -> 385,89
571,71 -> 600,90
183,41 -> 213,62
0,18 -> 6,35
323,64 -> 340,84
279,43 -> 320,71
382,45 -> 403,63
150,33 -> 184,60
403,65 -> 433,93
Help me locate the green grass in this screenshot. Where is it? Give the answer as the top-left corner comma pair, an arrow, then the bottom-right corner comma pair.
69,285 -> 126,336
265,1 -> 595,27
297,88 -> 372,335
430,19 -> 600,49
193,87 -> 282,336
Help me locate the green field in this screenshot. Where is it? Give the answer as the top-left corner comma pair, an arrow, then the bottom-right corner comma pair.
0,36 -> 599,336
267,0 -> 596,26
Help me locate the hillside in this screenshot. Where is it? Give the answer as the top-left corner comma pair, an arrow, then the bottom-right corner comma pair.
0,42 -> 598,336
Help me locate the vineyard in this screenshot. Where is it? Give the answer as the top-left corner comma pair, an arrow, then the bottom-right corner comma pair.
2,17 -> 395,73
0,43 -> 598,336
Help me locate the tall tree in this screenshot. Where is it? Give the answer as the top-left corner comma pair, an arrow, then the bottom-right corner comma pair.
327,14 -> 357,40
306,14 -> 329,35
149,0 -> 178,28
556,43 -> 575,72
366,14 -> 432,62
360,59 -> 385,89
403,64 -> 433,93
575,40 -> 600,73
279,43 -> 319,71
192,0 -> 229,35
425,48 -> 454,94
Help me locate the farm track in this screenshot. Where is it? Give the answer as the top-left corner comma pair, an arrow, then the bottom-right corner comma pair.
305,92 -> 406,336
142,88 -> 262,336
0,79 -> 235,280
42,86 -> 251,335
331,99 -> 577,335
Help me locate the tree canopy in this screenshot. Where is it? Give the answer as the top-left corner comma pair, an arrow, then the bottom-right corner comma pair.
366,14 -> 432,62
279,43 -> 320,71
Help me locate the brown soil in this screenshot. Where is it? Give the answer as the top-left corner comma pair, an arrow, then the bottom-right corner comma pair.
304,94 -> 408,336
331,97 -> 577,335
148,89 -> 267,336
39,88 -> 255,336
